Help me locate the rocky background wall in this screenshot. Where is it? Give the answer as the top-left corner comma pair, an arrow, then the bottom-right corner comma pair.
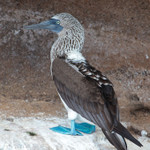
0,0 -> 150,149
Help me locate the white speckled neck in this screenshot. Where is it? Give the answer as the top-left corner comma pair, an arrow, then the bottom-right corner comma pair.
50,13 -> 84,73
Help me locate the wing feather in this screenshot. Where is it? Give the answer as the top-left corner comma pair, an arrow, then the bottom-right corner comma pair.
52,58 -> 114,131
52,57 -> 142,149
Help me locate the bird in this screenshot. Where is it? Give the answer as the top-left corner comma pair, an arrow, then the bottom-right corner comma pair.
24,13 -> 143,150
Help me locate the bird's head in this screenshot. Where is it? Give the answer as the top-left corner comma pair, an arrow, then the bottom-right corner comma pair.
24,13 -> 83,35
24,13 -> 85,63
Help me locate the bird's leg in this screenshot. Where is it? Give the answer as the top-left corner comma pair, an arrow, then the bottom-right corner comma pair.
50,120 -> 83,136
75,122 -> 96,134
70,120 -> 83,135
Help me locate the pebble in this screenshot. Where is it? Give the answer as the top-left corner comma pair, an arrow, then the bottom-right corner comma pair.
141,130 -> 147,136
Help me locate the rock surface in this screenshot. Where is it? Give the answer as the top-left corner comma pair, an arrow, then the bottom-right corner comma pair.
0,115 -> 149,150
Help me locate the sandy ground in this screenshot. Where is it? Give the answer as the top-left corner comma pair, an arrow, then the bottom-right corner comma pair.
0,0 -> 150,149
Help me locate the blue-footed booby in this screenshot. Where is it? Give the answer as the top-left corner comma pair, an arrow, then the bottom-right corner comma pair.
24,13 -> 143,150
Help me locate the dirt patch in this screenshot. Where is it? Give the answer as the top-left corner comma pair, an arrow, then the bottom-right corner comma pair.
130,105 -> 150,118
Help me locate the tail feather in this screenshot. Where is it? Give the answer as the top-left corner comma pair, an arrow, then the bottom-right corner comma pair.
113,122 -> 143,147
102,129 -> 127,150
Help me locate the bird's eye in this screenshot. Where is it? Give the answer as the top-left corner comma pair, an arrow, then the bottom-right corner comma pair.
56,21 -> 60,24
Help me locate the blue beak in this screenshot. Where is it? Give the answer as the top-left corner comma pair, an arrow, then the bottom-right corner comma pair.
24,19 -> 63,33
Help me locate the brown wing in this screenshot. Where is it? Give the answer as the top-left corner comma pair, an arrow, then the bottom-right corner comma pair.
70,60 -> 120,122
52,57 -> 118,131
52,58 -> 143,148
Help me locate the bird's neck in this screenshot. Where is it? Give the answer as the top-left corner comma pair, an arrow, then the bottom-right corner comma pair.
50,27 -> 84,65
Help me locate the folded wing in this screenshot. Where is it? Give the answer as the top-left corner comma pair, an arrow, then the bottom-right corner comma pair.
52,57 -> 142,149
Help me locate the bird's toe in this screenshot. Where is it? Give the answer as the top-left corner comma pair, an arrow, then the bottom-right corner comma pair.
50,125 -> 83,136
75,122 -> 96,134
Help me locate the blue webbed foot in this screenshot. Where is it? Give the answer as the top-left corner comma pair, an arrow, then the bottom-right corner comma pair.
75,122 -> 95,134
50,126 -> 83,136
50,120 -> 95,135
